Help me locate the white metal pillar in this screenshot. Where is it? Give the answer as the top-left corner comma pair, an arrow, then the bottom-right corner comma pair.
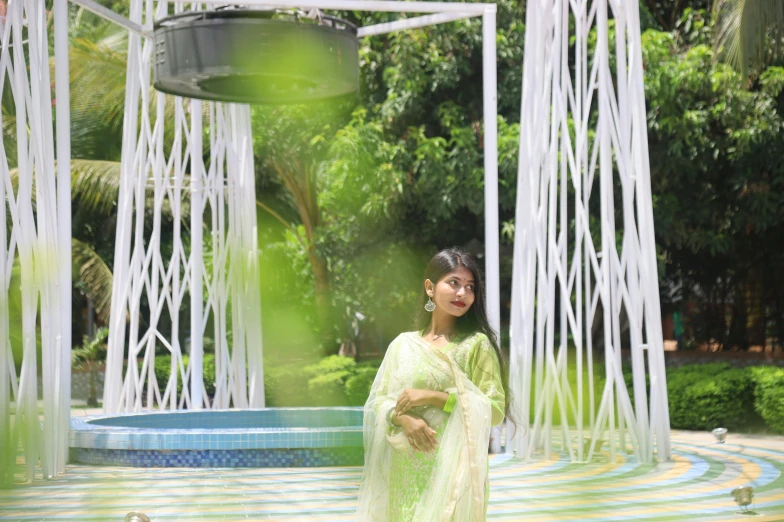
54,0 -> 73,474
0,0 -> 71,481
482,5 -> 501,338
190,99 -> 205,410
103,0 -> 143,414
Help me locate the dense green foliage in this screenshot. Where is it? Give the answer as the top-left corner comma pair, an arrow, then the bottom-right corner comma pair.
253,1 -> 527,360
254,5 -> 784,360
263,354 -> 784,437
34,4 -> 783,406
646,13 -> 784,350
72,328 -> 110,407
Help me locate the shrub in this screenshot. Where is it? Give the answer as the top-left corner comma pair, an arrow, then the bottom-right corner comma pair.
153,353 -> 216,399
308,371 -> 352,406
264,362 -> 311,406
623,369 -> 651,397
302,355 -> 356,406
303,355 -> 357,380
748,366 -> 784,434
304,356 -> 383,406
202,355 -> 216,398
263,355 -> 381,407
667,364 -> 757,431
345,367 -> 380,406
671,363 -> 733,377
154,354 -> 183,396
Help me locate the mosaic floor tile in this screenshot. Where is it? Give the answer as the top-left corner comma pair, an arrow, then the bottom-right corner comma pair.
1,431 -> 782,521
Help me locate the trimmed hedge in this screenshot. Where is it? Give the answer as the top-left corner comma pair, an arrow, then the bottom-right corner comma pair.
155,350 -> 780,435
748,366 -> 784,433
666,364 -> 757,431
649,363 -> 784,434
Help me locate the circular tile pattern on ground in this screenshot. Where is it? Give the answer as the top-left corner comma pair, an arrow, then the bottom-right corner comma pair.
488,431 -> 784,521
1,431 -> 782,521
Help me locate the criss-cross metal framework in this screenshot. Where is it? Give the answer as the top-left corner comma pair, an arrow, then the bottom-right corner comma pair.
97,0 -> 501,416
101,1 -> 265,413
507,0 -> 671,463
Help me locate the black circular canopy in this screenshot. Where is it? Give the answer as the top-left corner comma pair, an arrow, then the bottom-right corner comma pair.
153,8 -> 359,104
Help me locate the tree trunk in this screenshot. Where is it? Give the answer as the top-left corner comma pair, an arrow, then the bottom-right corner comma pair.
279,160 -> 336,354
310,250 -> 335,354
746,267 -> 766,347
762,246 -> 784,350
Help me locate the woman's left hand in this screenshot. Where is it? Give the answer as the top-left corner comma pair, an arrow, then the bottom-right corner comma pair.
395,388 -> 433,416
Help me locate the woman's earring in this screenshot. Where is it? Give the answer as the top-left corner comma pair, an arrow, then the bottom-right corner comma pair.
425,296 -> 436,312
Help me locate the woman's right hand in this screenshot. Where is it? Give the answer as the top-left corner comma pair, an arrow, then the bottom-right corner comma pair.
399,415 -> 438,452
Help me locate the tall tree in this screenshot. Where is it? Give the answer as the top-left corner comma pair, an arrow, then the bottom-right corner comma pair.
644,20 -> 784,349
253,2 -> 526,352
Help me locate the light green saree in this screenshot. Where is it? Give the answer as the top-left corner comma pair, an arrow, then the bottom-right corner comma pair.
356,332 -> 505,522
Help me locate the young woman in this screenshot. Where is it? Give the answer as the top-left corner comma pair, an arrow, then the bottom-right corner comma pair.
356,248 -> 509,522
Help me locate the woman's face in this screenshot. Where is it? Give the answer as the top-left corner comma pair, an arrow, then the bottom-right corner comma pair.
426,266 -> 476,317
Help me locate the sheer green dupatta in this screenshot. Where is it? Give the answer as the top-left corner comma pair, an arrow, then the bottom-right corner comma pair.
356,334 -> 401,521
356,333 -> 492,522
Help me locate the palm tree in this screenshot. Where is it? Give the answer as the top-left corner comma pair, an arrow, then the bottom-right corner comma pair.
252,103 -> 355,353
4,14 -> 183,329
714,0 -> 784,78
71,327 -> 109,407
255,156 -> 334,350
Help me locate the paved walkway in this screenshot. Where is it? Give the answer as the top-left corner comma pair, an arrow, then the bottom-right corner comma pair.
1,430 -> 782,521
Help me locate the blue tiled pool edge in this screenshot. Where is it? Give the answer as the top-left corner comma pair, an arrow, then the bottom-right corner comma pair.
70,408 -> 364,468
69,447 -> 364,467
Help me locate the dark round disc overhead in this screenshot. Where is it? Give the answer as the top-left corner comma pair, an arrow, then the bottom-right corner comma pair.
153,9 -> 359,104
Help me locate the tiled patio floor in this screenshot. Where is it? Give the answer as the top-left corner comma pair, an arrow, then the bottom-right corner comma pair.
1,430 -> 782,521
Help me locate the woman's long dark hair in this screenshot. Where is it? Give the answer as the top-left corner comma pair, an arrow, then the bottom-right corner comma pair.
414,247 -> 512,421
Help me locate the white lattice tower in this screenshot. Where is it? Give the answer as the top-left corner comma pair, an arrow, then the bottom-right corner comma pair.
0,0 -> 72,481
508,0 -> 671,463
103,0 -> 264,413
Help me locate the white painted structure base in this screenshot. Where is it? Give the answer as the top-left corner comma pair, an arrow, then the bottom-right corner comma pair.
508,0 -> 671,463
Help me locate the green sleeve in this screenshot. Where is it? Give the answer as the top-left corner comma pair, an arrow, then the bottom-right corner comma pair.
468,334 -> 506,426
442,392 -> 457,413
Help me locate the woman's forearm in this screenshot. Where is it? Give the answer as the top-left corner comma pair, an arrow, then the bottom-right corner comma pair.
391,390 -> 451,421
390,391 -> 446,426
428,390 -> 449,409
